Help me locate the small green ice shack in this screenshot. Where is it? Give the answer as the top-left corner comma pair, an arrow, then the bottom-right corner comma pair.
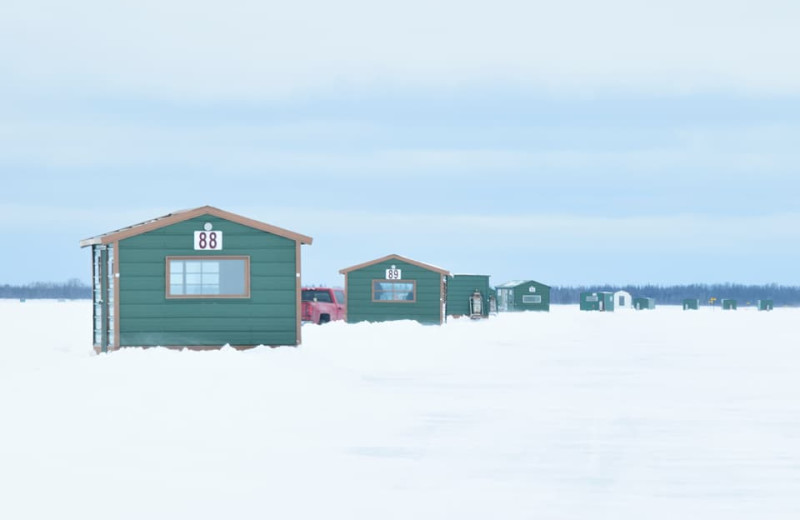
495,280 -> 551,312
446,274 -> 492,318
580,291 -> 615,311
633,297 -> 656,310
757,299 -> 774,311
721,299 -> 738,310
339,254 -> 450,324
80,206 -> 313,352
683,298 -> 700,310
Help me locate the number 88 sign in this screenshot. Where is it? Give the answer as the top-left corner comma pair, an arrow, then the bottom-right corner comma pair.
194,231 -> 223,250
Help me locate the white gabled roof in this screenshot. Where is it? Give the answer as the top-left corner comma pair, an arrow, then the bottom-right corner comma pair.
495,280 -> 552,289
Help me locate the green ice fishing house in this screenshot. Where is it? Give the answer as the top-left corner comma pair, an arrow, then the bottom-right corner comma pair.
633,297 -> 656,310
495,280 -> 551,312
339,254 -> 450,324
580,291 -> 615,311
683,298 -> 700,310
80,206 -> 313,352
446,274 -> 493,318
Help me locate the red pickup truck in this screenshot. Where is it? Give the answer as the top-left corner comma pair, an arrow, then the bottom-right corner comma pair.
301,287 -> 346,324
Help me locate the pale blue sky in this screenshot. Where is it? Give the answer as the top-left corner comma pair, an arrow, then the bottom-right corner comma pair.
2,0 -> 799,286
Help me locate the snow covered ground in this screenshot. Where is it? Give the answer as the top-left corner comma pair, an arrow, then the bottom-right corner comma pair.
1,300 -> 799,519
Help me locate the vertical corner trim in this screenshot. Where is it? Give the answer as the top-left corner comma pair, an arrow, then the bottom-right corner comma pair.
114,240 -> 121,350
295,240 -> 302,346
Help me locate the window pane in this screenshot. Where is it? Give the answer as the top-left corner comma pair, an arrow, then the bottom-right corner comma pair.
373,280 -> 415,301
168,257 -> 248,297
302,289 -> 333,302
219,259 -> 246,295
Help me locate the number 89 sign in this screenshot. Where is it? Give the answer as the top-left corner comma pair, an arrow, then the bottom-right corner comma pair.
194,231 -> 223,250
385,268 -> 402,280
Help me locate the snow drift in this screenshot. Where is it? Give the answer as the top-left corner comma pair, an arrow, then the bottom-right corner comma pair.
1,300 -> 798,519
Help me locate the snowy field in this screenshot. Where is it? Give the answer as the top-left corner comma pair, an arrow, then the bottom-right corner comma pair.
1,300 -> 799,519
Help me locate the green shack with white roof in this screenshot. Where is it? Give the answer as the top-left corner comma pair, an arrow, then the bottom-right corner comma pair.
495,280 -> 551,312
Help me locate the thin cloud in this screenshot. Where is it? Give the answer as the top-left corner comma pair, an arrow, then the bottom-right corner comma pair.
2,1 -> 800,99
243,207 -> 800,245
2,118 -> 799,179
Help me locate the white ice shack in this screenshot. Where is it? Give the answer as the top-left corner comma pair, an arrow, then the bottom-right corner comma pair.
614,290 -> 633,310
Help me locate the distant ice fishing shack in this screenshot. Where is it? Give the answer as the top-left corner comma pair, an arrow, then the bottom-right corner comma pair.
80,206 -> 312,352
339,254 -> 450,324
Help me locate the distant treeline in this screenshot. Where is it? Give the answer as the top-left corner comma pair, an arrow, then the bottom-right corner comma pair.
551,284 -> 800,307
4,280 -> 800,306
1,279 -> 91,300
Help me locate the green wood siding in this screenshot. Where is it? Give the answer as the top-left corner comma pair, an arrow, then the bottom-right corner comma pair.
447,275 -> 491,317
683,298 -> 700,310
496,281 -> 550,312
345,259 -> 444,324
118,215 -> 298,346
633,297 -> 656,310
514,281 -> 550,311
580,291 -> 614,311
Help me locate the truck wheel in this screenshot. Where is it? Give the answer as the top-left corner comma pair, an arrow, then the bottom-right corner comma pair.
319,314 -> 330,324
